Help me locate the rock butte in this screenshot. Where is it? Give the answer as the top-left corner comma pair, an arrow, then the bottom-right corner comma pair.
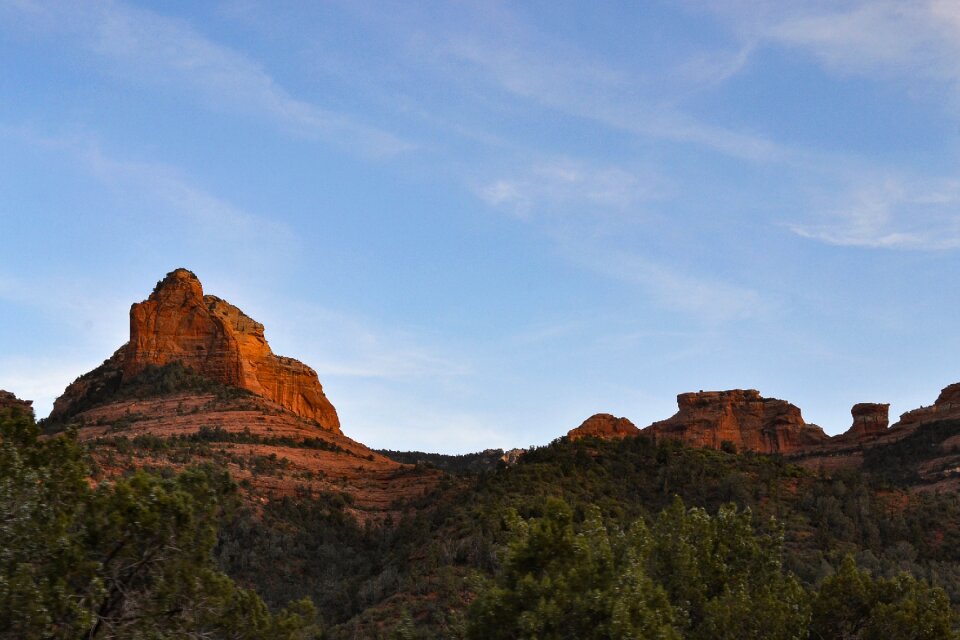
835,403 -> 890,443
51,268 -> 339,432
568,413 -> 639,441
645,389 -> 829,454
40,269 -> 445,519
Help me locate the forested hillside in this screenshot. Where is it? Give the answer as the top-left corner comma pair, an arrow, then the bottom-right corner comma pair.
7,400 -> 960,638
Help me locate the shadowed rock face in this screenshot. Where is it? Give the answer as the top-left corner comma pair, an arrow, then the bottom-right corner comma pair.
568,414 -> 639,441
896,383 -> 960,428
0,390 -> 33,418
51,269 -> 340,432
646,389 -> 830,454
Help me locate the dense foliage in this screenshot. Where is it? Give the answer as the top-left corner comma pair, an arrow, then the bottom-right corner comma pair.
862,418 -> 960,485
215,433 -> 960,637
466,498 -> 958,640
0,406 -> 315,639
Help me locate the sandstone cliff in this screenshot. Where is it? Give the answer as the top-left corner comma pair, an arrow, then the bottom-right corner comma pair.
568,413 -> 639,441
646,389 -> 830,454
51,269 -> 339,432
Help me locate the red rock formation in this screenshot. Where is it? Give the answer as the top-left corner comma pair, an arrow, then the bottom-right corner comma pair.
568,413 -> 639,441
0,390 -> 33,418
896,383 -> 960,428
836,403 -> 890,442
51,269 -> 340,432
41,270 -> 445,520
645,389 -> 829,454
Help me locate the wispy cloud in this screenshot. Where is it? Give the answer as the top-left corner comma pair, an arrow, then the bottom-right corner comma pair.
0,0 -> 411,157
477,158 -> 667,220
790,174 -> 960,250
437,31 -> 783,162
766,2 -> 959,80
567,245 -> 767,323
702,0 -> 960,93
2,124 -> 295,254
0,272 -> 130,345
685,1 -> 960,252
474,156 -> 768,323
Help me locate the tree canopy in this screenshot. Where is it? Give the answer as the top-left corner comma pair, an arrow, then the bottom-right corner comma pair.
467,495 -> 958,640
0,405 -> 317,639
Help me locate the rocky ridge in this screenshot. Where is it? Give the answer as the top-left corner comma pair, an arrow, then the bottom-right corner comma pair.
15,267 -> 960,502
72,392 -> 437,519
572,384 -> 960,455
570,383 -> 960,486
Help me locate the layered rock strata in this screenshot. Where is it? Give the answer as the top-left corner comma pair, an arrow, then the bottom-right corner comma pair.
69,391 -> 439,520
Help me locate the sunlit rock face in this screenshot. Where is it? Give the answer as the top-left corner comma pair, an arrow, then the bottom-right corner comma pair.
568,413 -> 639,441
645,389 -> 830,454
51,268 -> 340,432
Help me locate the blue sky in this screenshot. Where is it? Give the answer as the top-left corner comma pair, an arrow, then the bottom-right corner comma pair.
2,0 -> 960,453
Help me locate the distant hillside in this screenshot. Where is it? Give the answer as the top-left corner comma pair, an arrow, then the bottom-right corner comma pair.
219,430 -> 960,637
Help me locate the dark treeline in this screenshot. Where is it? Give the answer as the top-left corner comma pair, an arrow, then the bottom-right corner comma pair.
376,448 -> 508,475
